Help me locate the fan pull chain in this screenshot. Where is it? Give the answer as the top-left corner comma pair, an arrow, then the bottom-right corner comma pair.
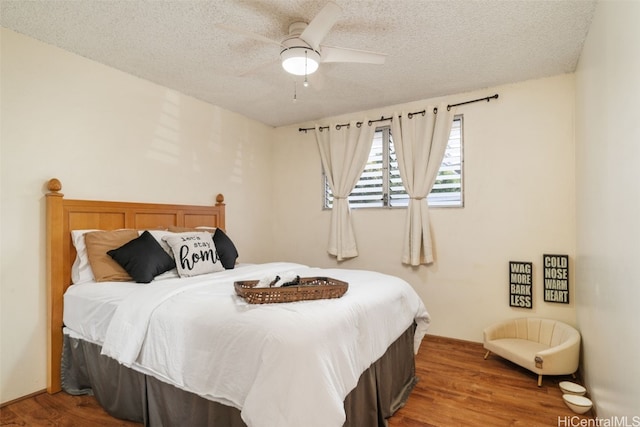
304,51 -> 310,87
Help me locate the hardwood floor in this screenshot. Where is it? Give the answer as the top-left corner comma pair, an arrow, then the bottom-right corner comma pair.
389,335 -> 592,426
1,335 -> 592,426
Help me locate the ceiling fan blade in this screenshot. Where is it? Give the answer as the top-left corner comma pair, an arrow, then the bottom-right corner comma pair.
215,23 -> 283,47
300,1 -> 342,50
321,46 -> 387,64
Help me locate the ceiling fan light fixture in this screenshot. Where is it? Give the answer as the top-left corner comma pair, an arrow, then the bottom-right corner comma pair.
281,47 -> 320,76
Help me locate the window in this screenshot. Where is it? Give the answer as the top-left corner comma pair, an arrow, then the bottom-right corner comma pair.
324,115 -> 463,208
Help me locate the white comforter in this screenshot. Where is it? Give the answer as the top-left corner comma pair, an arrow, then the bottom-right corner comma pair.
67,262 -> 430,427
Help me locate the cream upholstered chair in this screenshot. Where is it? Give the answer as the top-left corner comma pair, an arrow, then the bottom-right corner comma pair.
483,318 -> 580,386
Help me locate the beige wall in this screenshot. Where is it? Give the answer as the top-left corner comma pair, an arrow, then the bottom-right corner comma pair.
273,74 -> 577,342
575,0 -> 640,418
2,27 -> 584,406
0,29 -> 275,403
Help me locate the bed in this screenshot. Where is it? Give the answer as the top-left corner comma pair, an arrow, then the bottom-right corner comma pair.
44,178 -> 431,427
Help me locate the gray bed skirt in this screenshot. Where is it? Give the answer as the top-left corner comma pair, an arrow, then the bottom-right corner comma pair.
61,323 -> 417,427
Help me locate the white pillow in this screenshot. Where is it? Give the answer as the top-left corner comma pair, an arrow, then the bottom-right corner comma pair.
143,229 -> 179,277
70,229 -> 98,284
162,232 -> 225,277
141,229 -> 177,258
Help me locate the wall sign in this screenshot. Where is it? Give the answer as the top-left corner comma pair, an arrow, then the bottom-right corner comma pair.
543,254 -> 569,304
509,261 -> 533,309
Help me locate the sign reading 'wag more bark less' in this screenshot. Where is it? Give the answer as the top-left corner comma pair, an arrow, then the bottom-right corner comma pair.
543,254 -> 569,304
509,261 -> 533,309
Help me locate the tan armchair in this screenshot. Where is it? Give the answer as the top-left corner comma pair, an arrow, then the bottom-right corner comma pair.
483,317 -> 580,386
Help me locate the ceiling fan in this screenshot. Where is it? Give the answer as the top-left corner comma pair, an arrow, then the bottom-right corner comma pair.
217,1 -> 386,79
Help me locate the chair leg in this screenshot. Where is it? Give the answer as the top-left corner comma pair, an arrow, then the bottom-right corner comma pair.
538,375 -> 543,387
484,350 -> 490,360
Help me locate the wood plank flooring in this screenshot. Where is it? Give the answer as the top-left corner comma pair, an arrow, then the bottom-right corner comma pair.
1,335 -> 592,426
389,335 -> 592,426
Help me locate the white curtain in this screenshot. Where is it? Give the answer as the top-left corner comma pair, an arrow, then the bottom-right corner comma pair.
391,104 -> 456,265
315,121 -> 375,261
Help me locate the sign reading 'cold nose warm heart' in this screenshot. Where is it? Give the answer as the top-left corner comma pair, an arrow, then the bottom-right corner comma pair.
509,261 -> 533,309
543,254 -> 569,304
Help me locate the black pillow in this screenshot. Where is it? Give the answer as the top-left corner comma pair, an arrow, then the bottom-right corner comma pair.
213,228 -> 239,269
108,231 -> 176,283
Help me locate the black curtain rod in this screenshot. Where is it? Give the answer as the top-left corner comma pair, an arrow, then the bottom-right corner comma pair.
298,93 -> 499,133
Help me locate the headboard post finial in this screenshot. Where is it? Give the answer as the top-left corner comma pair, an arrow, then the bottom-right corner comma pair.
47,178 -> 63,195
216,193 -> 225,206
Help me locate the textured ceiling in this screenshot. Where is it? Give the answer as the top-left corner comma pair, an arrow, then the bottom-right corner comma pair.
1,0 -> 596,127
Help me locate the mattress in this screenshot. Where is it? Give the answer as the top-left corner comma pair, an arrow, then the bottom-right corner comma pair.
63,264 -> 252,344
63,262 -> 430,427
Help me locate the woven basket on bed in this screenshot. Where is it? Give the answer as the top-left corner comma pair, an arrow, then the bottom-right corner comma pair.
234,277 -> 348,304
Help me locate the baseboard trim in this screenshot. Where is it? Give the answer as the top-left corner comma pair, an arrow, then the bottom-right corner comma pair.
1,389 -> 48,408
425,333 -> 482,345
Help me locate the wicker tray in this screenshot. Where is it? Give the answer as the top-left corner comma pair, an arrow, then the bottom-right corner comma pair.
234,277 -> 348,304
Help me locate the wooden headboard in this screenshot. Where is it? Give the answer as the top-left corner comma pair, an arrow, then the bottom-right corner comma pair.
44,178 -> 226,393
